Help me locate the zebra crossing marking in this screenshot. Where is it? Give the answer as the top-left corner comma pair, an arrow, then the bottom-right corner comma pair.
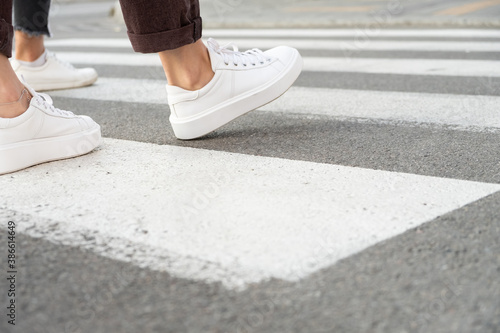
8,29 -> 499,289
48,78 -> 500,132
4,138 -> 499,289
47,51 -> 500,77
45,37 -> 500,52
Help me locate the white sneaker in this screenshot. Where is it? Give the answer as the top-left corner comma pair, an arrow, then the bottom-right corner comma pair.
167,38 -> 303,140
0,85 -> 101,175
10,50 -> 98,91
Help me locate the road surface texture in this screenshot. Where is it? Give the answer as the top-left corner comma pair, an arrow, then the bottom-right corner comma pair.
0,1 -> 499,333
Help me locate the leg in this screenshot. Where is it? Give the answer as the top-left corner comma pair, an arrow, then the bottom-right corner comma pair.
15,32 -> 45,62
0,55 -> 30,118
0,0 -> 13,59
159,40 -> 213,91
119,0 -> 302,140
119,0 -> 212,91
0,0 -> 29,118
10,0 -> 98,91
0,0 -> 101,175
13,0 -> 50,61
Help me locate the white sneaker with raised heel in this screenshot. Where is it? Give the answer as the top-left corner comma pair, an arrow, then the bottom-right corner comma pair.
11,50 -> 98,91
0,85 -> 101,175
167,38 -> 303,140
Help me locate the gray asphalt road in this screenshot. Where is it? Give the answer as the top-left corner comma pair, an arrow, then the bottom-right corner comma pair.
1,2 -> 500,333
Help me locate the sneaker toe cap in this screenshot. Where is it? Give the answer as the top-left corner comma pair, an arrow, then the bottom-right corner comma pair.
265,46 -> 301,67
79,68 -> 99,83
79,115 -> 99,130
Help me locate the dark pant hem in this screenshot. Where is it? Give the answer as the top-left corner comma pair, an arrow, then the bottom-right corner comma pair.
127,17 -> 202,53
13,25 -> 51,38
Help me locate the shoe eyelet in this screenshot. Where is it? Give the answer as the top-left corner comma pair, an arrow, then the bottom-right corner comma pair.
224,62 -> 229,66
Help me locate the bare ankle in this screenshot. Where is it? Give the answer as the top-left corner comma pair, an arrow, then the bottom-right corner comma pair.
0,88 -> 32,119
0,53 -> 33,118
170,66 -> 214,91
14,31 -> 45,62
0,84 -> 24,102
159,40 -> 215,91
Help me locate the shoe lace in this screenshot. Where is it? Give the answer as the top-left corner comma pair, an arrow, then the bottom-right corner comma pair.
34,93 -> 75,117
207,38 -> 273,67
47,50 -> 76,71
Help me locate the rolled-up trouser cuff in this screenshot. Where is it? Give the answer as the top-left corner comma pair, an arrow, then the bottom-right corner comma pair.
127,17 -> 202,53
0,19 -> 13,58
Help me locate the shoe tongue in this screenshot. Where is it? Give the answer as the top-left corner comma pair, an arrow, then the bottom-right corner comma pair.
24,84 -> 37,97
206,38 -> 220,50
206,44 -> 220,72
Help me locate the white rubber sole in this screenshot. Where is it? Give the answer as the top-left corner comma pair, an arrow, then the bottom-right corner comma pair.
0,125 -> 102,175
169,49 -> 303,140
26,76 -> 98,92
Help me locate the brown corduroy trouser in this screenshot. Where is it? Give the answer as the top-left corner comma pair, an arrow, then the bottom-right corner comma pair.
0,0 -> 13,58
0,0 -> 202,58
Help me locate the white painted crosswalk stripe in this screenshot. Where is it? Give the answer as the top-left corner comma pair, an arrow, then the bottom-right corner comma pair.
5,139 -> 500,288
52,52 -> 500,77
48,78 -> 500,132
7,30 -> 500,290
46,37 -> 500,52
305,57 -> 500,77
